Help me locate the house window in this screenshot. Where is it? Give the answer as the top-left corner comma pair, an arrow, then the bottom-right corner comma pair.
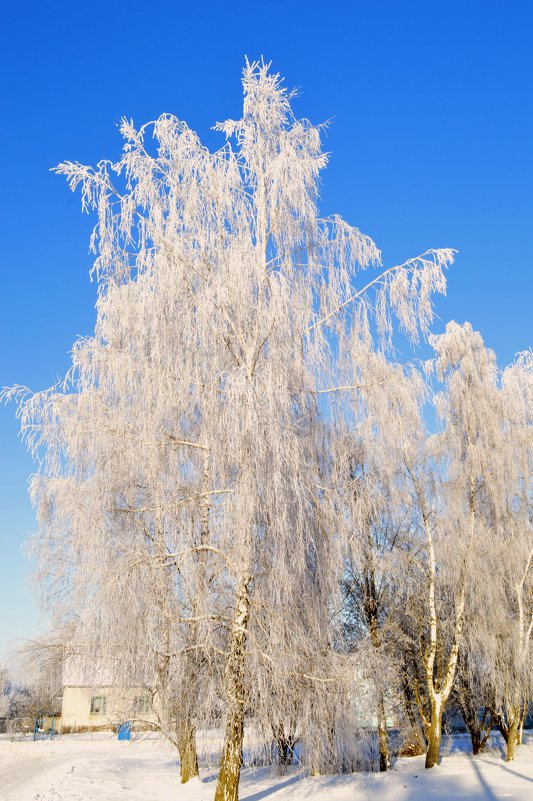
133,694 -> 151,715
90,695 -> 107,715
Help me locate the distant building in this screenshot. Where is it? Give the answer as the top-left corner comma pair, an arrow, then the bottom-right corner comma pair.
61,655 -> 157,733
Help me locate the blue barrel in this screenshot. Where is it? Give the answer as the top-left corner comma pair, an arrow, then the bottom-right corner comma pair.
118,721 -> 131,741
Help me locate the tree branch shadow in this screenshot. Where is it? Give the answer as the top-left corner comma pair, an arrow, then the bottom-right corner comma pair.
469,759 -> 500,801
495,762 -> 533,784
240,774 -> 301,800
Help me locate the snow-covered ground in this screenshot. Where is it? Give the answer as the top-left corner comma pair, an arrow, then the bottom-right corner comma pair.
1,731 -> 532,801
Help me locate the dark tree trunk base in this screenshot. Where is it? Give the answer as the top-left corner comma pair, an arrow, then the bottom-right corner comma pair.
178,717 -> 199,783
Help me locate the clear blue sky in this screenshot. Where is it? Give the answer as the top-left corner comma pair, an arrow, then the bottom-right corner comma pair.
1,0 -> 531,660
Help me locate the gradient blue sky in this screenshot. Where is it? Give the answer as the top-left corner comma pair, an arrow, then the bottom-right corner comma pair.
1,0 -> 531,660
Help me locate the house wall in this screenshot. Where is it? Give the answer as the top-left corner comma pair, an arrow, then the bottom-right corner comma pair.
61,686 -> 157,733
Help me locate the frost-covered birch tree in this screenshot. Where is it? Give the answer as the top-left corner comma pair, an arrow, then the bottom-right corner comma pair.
5,61 -> 455,800
488,351 -> 533,760
397,323 -> 531,768
400,323 -> 499,767
447,346 -> 532,762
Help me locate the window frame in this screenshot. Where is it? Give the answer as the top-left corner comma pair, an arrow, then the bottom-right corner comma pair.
90,694 -> 107,715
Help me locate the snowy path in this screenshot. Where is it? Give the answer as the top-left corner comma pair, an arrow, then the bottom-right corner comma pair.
2,748 -> 71,798
0,735 -> 182,801
0,733 -> 532,801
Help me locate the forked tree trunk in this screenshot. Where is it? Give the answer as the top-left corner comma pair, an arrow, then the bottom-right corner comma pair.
409,473 -> 473,770
458,701 -> 494,755
495,703 -> 522,757
178,716 -> 199,783
214,574 -> 251,801
469,720 -> 492,756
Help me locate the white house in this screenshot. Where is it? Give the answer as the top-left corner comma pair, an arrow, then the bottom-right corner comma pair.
61,655 -> 157,733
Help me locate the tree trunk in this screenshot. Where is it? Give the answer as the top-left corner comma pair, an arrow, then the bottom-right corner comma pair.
272,723 -> 296,772
214,574 -> 251,801
471,730 -> 482,756
459,702 -> 494,755
310,728 -> 337,775
506,705 -> 521,762
216,704 -> 245,801
400,676 -> 427,756
495,712 -> 509,743
377,692 -> 391,771
364,557 -> 390,772
279,737 -> 295,768
518,704 -> 527,745
176,452 -> 207,783
322,722 -> 338,774
425,698 -> 443,769
496,704 -> 522,759
178,716 -> 199,783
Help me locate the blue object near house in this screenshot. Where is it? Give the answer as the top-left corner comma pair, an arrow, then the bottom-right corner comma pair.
118,721 -> 131,741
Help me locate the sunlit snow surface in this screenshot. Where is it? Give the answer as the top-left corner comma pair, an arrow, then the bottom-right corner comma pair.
1,732 -> 532,800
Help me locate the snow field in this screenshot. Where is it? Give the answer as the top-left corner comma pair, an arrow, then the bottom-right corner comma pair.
1,732 -> 532,801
